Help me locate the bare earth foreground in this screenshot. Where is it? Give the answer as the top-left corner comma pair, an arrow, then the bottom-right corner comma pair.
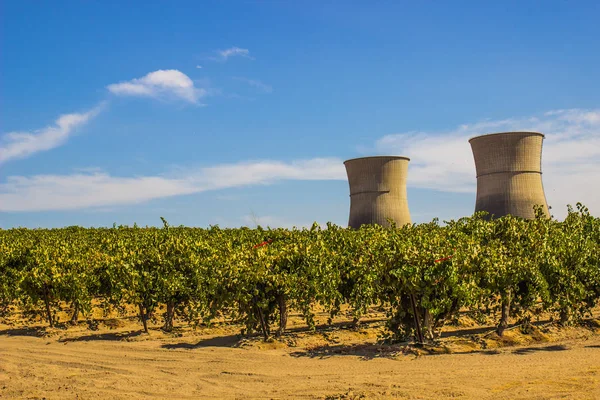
1,313 -> 600,400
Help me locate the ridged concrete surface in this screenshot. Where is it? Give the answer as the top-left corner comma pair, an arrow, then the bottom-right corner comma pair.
344,156 -> 411,228
469,132 -> 549,219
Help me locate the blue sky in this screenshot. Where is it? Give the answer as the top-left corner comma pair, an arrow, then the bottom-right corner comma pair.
1,1 -> 599,228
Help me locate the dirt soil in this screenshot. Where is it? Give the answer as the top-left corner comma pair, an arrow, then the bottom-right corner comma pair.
1,309 -> 600,399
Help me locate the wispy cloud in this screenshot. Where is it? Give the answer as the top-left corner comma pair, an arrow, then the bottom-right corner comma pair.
3,108 -> 597,219
107,69 -> 206,104
373,108 -> 600,218
0,158 -> 345,212
0,173 -> 198,212
210,47 -> 253,62
233,77 -> 273,93
195,158 -> 344,188
0,103 -> 105,164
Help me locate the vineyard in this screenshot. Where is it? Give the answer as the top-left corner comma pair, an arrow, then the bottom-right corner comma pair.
1,204 -> 599,344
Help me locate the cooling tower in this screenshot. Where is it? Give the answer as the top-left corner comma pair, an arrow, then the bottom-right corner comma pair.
469,131 -> 549,219
344,156 -> 411,228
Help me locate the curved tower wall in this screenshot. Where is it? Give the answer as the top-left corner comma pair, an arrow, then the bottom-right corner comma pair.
469,131 -> 549,219
344,156 -> 411,228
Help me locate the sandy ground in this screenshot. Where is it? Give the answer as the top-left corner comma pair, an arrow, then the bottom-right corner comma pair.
1,310 -> 600,399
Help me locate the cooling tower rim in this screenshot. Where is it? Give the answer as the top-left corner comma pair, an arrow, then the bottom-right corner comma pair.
468,131 -> 545,143
343,155 -> 410,164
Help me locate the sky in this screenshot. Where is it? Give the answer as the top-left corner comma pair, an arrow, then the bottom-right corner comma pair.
1,1 -> 599,229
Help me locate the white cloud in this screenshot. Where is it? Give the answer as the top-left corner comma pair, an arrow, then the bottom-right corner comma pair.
374,108 -> 600,219
3,108 -> 597,220
0,173 -> 198,212
233,77 -> 273,93
194,158 -> 344,189
0,158 -> 345,212
0,104 -> 104,164
107,70 -> 205,103
210,47 -> 253,61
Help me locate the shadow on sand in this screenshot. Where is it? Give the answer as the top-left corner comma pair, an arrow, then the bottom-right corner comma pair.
58,331 -> 144,342
289,342 -> 572,360
0,327 -> 48,337
161,334 -> 241,349
290,342 -> 419,360
159,319 -> 387,351
512,344 -> 570,355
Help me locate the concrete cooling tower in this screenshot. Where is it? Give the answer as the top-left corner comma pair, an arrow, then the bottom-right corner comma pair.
469,131 -> 550,219
344,156 -> 411,228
